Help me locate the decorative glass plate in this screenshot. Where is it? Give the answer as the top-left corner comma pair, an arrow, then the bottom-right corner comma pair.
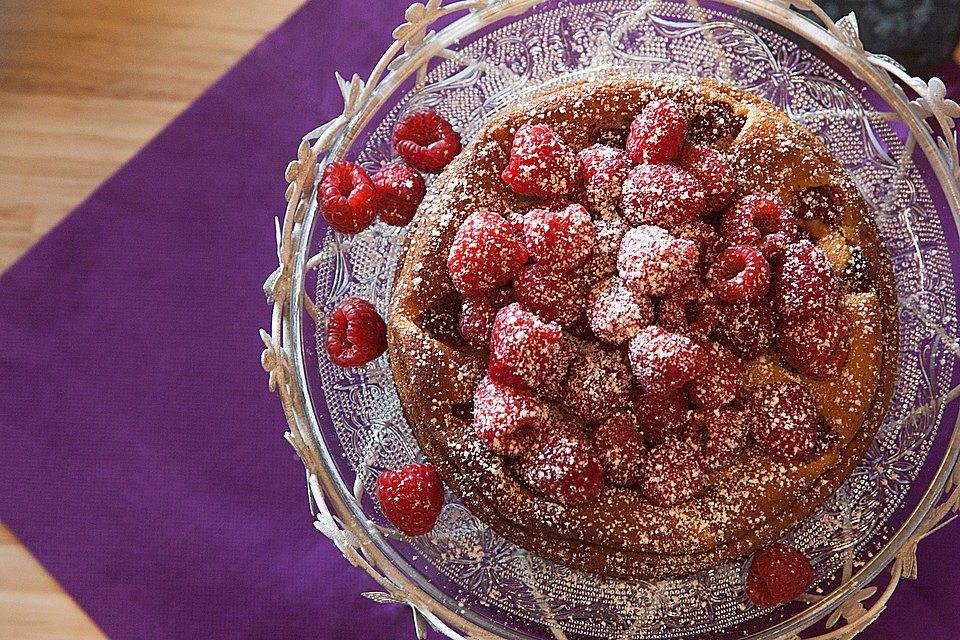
261,1 -> 960,638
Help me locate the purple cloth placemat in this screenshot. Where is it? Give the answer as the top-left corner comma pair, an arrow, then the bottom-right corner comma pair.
0,1 -> 957,638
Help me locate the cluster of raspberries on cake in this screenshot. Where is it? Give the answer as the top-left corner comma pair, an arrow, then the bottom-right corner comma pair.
446,98 -> 855,508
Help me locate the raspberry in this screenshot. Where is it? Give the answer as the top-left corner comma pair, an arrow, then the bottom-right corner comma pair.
617,225 -> 699,296
685,341 -> 743,409
562,345 -> 633,422
628,326 -> 709,395
685,101 -> 745,145
392,109 -> 461,173
626,98 -> 687,163
707,245 -> 771,304
324,297 -> 387,367
531,336 -> 579,403
657,279 -> 719,340
621,164 -> 706,228
458,294 -> 498,349
771,241 -> 838,319
376,463 -> 445,536
720,194 -> 798,261
488,303 -> 563,389
513,264 -> 587,326
522,423 -> 604,505
795,185 -> 843,229
686,407 -> 748,472
578,144 -> 632,213
592,414 -> 645,486
319,161 -> 376,234
523,204 -> 596,272
746,382 -> 819,463
777,311 -> 850,379
633,388 -> 690,445
745,543 -> 813,607
586,276 -> 654,345
473,377 -> 548,457
713,300 -> 775,360
502,124 -> 580,197
679,144 -> 735,211
370,161 -> 426,226
639,439 -> 704,506
447,210 -> 528,295
581,219 -> 628,285
672,219 -> 723,273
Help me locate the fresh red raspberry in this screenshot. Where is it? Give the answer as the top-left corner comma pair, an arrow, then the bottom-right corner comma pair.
771,241 -> 838,319
686,407 -> 748,472
684,341 -> 743,409
795,185 -> 843,229
458,294 -> 498,349
319,161 -> 376,234
581,219 -> 628,285
685,100 -> 745,145
672,219 -> 724,273
746,543 -> 813,607
447,210 -> 528,295
488,303 -> 563,389
707,245 -> 771,304
713,300 -> 775,360
473,376 -> 548,457
578,144 -> 632,213
679,144 -> 735,211
375,463 -> 445,536
628,326 -> 709,395
562,345 -> 633,422
639,438 -> 704,506
720,194 -> 798,260
513,264 -> 587,326
392,109 -> 461,173
324,297 -> 387,367
522,423 -> 604,505
633,388 -> 690,445
626,98 -> 687,163
586,276 -> 654,345
370,161 -> 426,226
746,382 -> 820,463
777,311 -> 850,379
621,164 -> 706,228
617,225 -> 699,296
522,204 -> 596,272
531,336 -> 579,403
592,414 -> 645,486
657,279 -> 719,340
501,124 -> 580,197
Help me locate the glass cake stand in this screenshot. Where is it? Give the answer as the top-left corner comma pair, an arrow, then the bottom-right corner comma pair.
260,1 -> 960,638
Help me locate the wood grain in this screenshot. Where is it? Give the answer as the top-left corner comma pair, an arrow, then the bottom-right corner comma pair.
0,0 -> 301,637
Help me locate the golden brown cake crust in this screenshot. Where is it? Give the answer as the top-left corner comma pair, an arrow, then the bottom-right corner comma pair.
387,73 -> 898,578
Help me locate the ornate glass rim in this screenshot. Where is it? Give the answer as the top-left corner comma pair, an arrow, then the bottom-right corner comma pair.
261,1 -> 960,638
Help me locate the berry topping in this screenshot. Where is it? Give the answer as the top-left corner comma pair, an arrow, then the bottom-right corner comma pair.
522,423 -> 604,505
617,225 -> 699,296
685,341 -> 743,409
720,193 -> 798,260
795,185 -> 843,229
627,98 -> 687,163
745,543 -> 813,607
473,377 -> 548,457
679,144 -> 735,211
578,144 -> 632,213
686,407 -> 748,472
488,303 -> 564,389
685,101 -> 745,145
628,326 -> 709,395
581,219 -> 628,285
370,161 -> 426,227
447,210 -> 528,295
592,414 -> 645,486
633,388 -> 690,445
502,124 -> 580,197
392,109 -> 461,173
707,245 -> 771,304
586,276 -> 655,345
639,438 -> 705,506
324,297 -> 387,367
532,336 -> 579,403
523,204 -> 596,272
458,294 -> 498,349
746,382 -> 819,463
777,311 -> 850,379
657,279 -> 719,340
713,300 -> 775,360
672,219 -> 723,272
562,345 -> 633,422
771,241 -> 838,319
621,164 -> 707,228
319,160 -> 376,234
513,264 -> 587,326
376,463 -> 445,536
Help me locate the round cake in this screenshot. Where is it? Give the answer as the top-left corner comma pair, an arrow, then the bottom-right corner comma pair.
387,73 -> 897,578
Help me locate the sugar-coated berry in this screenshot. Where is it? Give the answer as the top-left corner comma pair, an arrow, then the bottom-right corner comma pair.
713,300 -> 775,360
685,340 -> 743,409
392,109 -> 461,173
686,407 -> 748,472
586,276 -> 654,345
626,98 -> 687,163
672,219 -> 723,273
502,124 -> 580,197
777,311 -> 850,379
324,297 -> 387,367
488,303 -> 564,389
319,161 -> 376,234
581,219 -> 628,286
376,463 -> 445,536
562,344 -> 633,422
531,336 -> 579,403
707,245 -> 771,304
633,388 -> 690,445
522,423 -> 604,505
371,161 -> 426,226
447,210 -> 528,295
679,144 -> 735,211
639,438 -> 704,506
473,377 -> 548,457
458,294 -> 498,349
513,264 -> 587,326
771,241 -> 838,319
522,204 -> 596,272
592,414 -> 645,486
657,279 -> 719,340
617,225 -> 699,296
746,382 -> 819,463
628,326 -> 708,395
621,164 -> 706,228
578,144 -> 632,213
745,543 -> 813,607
